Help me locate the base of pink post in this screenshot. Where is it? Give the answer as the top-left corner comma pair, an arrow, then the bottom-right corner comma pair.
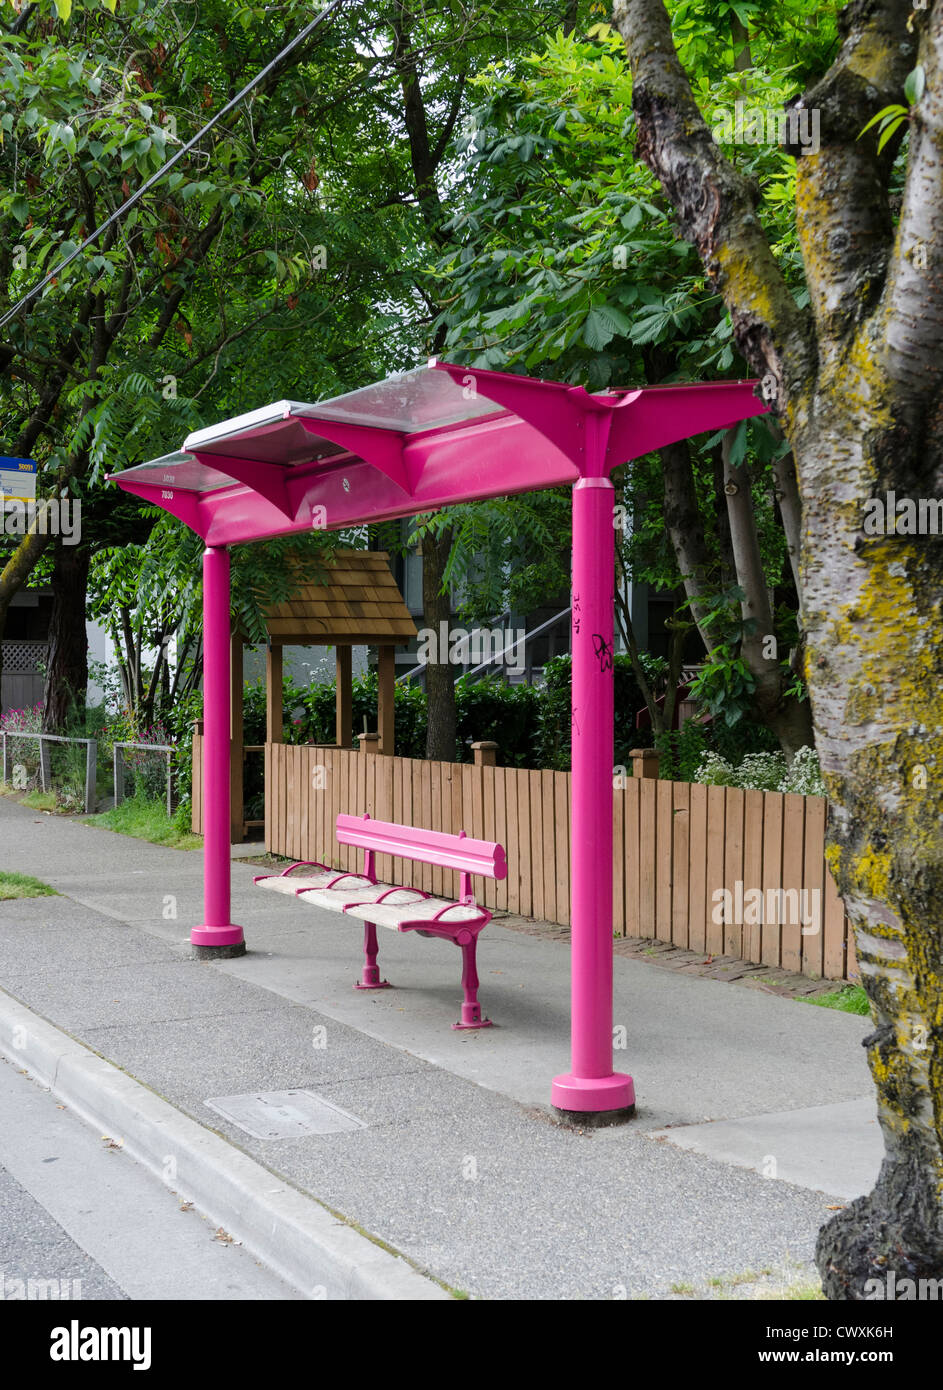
191,924 -> 246,959
452,1014 -> 493,1031
551,1071 -> 636,1126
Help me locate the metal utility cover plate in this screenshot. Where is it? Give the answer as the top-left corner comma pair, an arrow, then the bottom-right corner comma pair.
205,1090 -> 366,1139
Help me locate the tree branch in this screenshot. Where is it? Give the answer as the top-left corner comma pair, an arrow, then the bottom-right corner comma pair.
661,437 -> 716,655
882,5 -> 943,400
793,0 -> 915,355
612,0 -> 815,413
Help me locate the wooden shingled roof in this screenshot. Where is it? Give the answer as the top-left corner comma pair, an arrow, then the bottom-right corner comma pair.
262,550 -> 417,647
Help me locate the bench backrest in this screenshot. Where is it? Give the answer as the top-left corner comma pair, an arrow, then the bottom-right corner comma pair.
336,813 -> 507,881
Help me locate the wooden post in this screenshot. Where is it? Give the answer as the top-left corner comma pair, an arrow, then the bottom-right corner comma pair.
378,644 -> 395,756
471,740 -> 498,767
266,644 -> 283,744
230,632 -> 244,843
630,747 -> 660,779
191,720 -> 203,836
358,733 -> 380,754
336,645 -> 353,749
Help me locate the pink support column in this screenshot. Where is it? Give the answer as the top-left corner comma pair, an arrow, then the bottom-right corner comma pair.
551,463 -> 634,1122
191,545 -> 245,957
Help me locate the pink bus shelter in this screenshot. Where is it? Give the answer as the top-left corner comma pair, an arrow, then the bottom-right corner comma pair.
111,360 -> 766,1122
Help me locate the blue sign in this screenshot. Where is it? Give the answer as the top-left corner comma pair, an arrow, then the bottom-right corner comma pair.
0,457 -> 36,502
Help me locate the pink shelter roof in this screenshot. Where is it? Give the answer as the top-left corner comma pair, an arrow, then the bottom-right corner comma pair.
109,359 -> 768,544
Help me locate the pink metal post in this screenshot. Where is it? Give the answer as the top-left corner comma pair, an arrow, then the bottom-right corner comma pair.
551,418 -> 634,1121
191,545 -> 245,956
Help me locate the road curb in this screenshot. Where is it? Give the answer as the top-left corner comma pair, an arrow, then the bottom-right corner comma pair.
0,988 -> 450,1302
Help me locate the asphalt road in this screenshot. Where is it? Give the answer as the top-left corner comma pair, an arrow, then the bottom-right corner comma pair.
0,1055 -> 299,1302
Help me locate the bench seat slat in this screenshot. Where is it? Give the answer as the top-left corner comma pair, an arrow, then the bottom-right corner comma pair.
255,870 -> 338,895
343,897 -> 484,930
296,884 -> 421,910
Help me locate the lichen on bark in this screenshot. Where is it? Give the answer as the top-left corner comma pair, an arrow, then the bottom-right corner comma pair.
614,0 -> 943,1294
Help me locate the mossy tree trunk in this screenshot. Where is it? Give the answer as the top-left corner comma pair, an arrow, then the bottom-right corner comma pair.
614,0 -> 943,1294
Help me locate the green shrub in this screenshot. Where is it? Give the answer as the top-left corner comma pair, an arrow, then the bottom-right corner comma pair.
165,689 -> 203,831
654,719 -> 712,782
534,652 -> 661,772
456,673 -> 540,766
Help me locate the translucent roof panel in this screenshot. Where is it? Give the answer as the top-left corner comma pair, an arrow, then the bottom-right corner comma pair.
184,402 -> 308,453
188,419 -> 348,468
179,363 -> 505,461
294,361 -> 506,433
115,450 -> 244,494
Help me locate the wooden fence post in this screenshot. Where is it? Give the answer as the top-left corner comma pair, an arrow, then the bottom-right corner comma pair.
471,740 -> 498,767
630,747 -> 660,779
336,646 -> 353,748
266,646 -> 283,744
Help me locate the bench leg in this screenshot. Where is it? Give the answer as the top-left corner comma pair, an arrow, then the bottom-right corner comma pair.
452,930 -> 493,1030
354,920 -> 391,991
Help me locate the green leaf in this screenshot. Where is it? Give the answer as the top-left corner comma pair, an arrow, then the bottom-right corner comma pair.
877,116 -> 907,154
904,65 -> 925,107
859,104 -> 907,139
54,0 -> 72,19
727,419 -> 748,468
583,307 -> 616,350
582,302 -> 633,351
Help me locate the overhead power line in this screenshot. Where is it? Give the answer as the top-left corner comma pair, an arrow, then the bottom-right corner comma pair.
0,0 -> 347,334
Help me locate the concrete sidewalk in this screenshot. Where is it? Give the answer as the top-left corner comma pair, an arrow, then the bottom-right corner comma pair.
0,797 -> 879,1299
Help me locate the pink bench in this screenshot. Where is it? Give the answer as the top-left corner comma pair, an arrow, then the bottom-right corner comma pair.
254,813 -> 508,1030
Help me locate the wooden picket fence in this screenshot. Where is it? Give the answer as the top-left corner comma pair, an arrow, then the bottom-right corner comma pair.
192,737 -> 857,981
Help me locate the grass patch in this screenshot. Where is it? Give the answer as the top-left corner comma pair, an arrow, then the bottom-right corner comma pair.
86,796 -> 202,851
708,1268 -> 772,1290
19,790 -> 60,813
0,870 -> 57,900
1,784 -> 85,814
753,1281 -> 825,1300
799,984 -> 870,1016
